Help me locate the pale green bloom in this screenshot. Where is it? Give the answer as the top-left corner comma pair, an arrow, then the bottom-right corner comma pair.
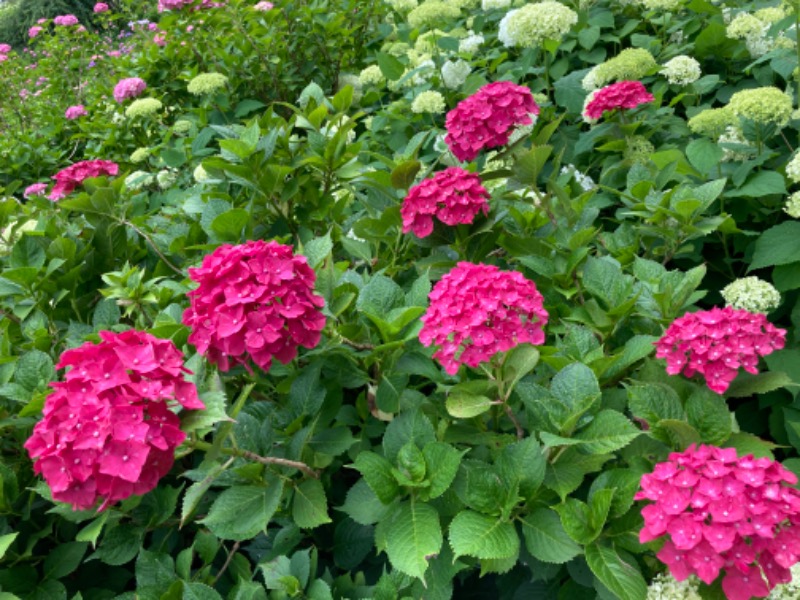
411,90 -> 446,114
359,65 -> 385,87
785,191 -> 800,218
125,98 -> 163,119
459,31 -> 484,53
172,119 -> 193,135
646,573 -> 702,600
389,0 -> 418,10
728,86 -> 793,127
407,1 -> 461,29
583,48 -> 657,91
786,151 -> 800,183
447,0 -> 479,7
637,0 -> 683,10
721,276 -> 781,313
660,55 -> 701,85
718,126 -> 755,162
125,171 -> 154,190
156,170 -> 178,190
130,147 -> 150,163
726,13 -> 767,40
441,59 -> 472,89
187,73 -> 228,95
193,165 -> 210,183
754,6 -> 787,24
624,136 -> 654,164
498,2 -> 577,48
415,29 -> 450,53
533,92 -> 549,106
687,107 -> 735,138
483,0 -> 512,8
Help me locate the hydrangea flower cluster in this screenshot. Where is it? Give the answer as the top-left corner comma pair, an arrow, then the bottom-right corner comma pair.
646,573 -> 701,600
584,81 -> 654,120
113,77 -> 147,103
721,277 -> 781,314
785,151 -> 800,184
64,105 -> 87,120
688,107 -> 735,138
24,330 -> 204,510
411,90 -> 446,114
583,48 -> 657,91
183,240 -> 326,372
498,2 -> 577,49
401,167 -> 490,238
359,65 -> 385,87
187,73 -> 228,95
94,3 -> 110,12
23,183 -> 48,199
441,59 -> 472,90
459,31 -> 484,54
419,262 -> 548,374
654,306 -> 786,393
49,160 -> 119,201
637,445 -> 800,600
125,98 -> 163,119
407,2 -> 461,29
53,15 -> 79,26
784,191 -> 800,219
660,55 -> 702,86
444,81 -> 539,162
728,87 -> 793,128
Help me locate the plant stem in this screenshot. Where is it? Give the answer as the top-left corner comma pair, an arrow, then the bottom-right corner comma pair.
191,439 -> 319,479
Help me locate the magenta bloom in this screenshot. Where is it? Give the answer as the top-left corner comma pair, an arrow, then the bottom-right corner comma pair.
637,445 -> 800,599
53,15 -> 79,26
655,306 -> 785,394
64,105 -> 87,120
444,81 -> 539,162
113,77 -> 147,103
401,167 -> 490,238
23,183 -> 48,198
94,2 -> 109,12
49,159 -> 119,201
24,330 -> 204,510
420,262 -> 548,375
583,80 -> 654,120
28,26 -> 43,38
183,240 -> 326,372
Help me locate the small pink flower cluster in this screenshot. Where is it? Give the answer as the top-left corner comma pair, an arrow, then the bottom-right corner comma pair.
49,159 -> 119,201
401,167 -> 490,238
28,26 -> 43,38
158,0 -> 225,11
637,444 -> 800,600
445,81 -> 539,162
64,105 -> 87,120
23,183 -> 48,199
420,262 -> 548,374
584,80 -> 654,120
183,240 -> 326,372
655,306 -> 785,394
53,15 -> 79,27
0,43 -> 10,61
24,330 -> 204,510
113,77 -> 147,103
254,1 -> 274,9
94,2 -> 109,12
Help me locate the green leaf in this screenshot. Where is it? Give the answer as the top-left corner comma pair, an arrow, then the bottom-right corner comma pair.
136,549 -> 175,591
749,222 -> 800,271
210,208 -> 250,241
584,543 -> 647,600
548,363 -> 602,433
183,582 -> 223,600
553,489 -> 614,545
0,533 -> 17,560
686,388 -> 732,445
513,145 -> 552,186
626,383 -> 684,427
382,409 -> 436,462
521,509 -> 582,564
385,500 -> 442,581
92,524 -> 144,566
422,442 -> 463,500
725,371 -> 793,398
448,511 -> 519,560
181,391 -> 229,435
655,419 -> 702,450
339,479 -> 394,525
376,52 -> 405,81
724,432 -> 777,459
356,274 -> 404,318
181,460 -> 230,525
292,479 -> 332,529
501,345 -> 540,393
391,160 -> 421,189
445,388 -> 494,418
289,363 -> 326,418
496,437 -> 546,498
201,480 -> 284,541
10,236 -> 45,269
15,350 -> 54,391
555,410 -> 642,454
75,513 -> 108,548
303,231 -> 333,269
728,171 -> 786,198
352,452 -> 400,505
685,138 -> 723,175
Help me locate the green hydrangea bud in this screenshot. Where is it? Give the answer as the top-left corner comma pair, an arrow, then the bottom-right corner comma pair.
721,276 -> 781,313
125,98 -> 163,119
411,90 -> 446,114
727,86 -> 793,127
130,147 -> 150,163
687,107 -> 735,138
187,73 -> 229,96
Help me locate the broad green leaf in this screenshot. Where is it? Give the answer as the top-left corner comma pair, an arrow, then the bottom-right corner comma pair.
382,409 -> 436,462
385,500 -> 442,581
181,460 -> 231,525
339,479 -> 393,525
376,52 -> 405,81
496,437 -> 546,498
521,509 -> 581,564
302,231 -> 333,269
352,452 -> 400,505
749,222 -> 800,271
421,442 -> 463,499
572,410 -> 642,454
548,363 -> 602,433
686,388 -> 732,445
445,390 -> 494,418
136,549 -> 175,591
289,363 -> 326,418
553,489 -> 614,545
15,350 -> 54,391
75,513 -> 109,548
728,171 -> 785,198
180,390 -> 229,435
91,524 -> 144,566
454,460 -> 505,514
356,274 -> 404,318
501,345 -> 540,393
201,480 -> 283,541
726,371 -> 793,398
626,383 -> 684,427
724,432 -> 778,459
210,208 -> 250,241
183,582 -> 223,600
292,479 -> 332,529
391,160 -> 421,189
655,419 -> 702,450
685,138 -> 723,175
585,543 -> 647,600
0,533 -> 17,560
448,511 -> 519,560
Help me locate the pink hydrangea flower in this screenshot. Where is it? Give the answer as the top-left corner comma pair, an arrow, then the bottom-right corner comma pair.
583,80 -> 654,120
637,444 -> 800,600
419,262 -> 548,374
401,167 -> 490,238
113,77 -> 147,103
655,306 -> 785,394
183,240 -> 326,372
24,330 -> 204,511
53,15 -> 79,26
64,105 -> 87,120
49,160 -> 119,201
444,81 -> 539,162
254,1 -> 274,9
94,2 -> 110,12
23,183 -> 48,198
0,44 -> 10,53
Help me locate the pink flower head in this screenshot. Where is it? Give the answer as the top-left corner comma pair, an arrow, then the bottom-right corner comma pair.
23,183 -> 48,198
638,444 -> 800,598
64,105 -> 87,120
153,32 -> 167,46
24,330 -> 204,510
420,262 -> 548,374
183,240 -> 326,372
49,159 -> 119,201
401,167 -> 490,238
444,81 -> 539,162
113,77 -> 147,103
655,306 -> 785,394
53,15 -> 79,26
583,80 -> 654,120
0,44 -> 11,53
254,1 -> 274,9
94,2 -> 110,12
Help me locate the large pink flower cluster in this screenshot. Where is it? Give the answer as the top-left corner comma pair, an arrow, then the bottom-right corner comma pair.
183,240 -> 326,372
64,105 -> 87,120
24,330 -> 204,510
420,262 -> 548,374
444,81 -> 539,162
113,77 -> 147,103
584,80 -> 654,120
49,159 -> 119,201
637,444 -> 800,600
53,15 -> 79,26
401,167 -> 490,238
655,306 -> 785,394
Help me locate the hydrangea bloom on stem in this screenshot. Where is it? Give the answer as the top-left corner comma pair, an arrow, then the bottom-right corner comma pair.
636,444 -> 800,600
444,81 -> 539,162
419,262 -> 548,374
49,160 -> 119,201
583,80 -> 654,120
401,167 -> 490,238
24,330 -> 204,510
23,183 -> 48,198
64,105 -> 87,120
113,77 -> 147,103
654,306 -> 785,394
53,15 -> 79,26
183,240 -> 326,372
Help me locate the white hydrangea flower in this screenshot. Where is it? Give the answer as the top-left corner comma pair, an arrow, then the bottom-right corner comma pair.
786,151 -> 800,183
498,2 -> 577,48
482,0 -> 512,8
637,0 -> 683,10
646,573 -> 702,600
770,563 -> 800,599
441,59 -> 472,89
459,31 -> 484,53
359,65 -> 385,87
560,164 -> 596,191
508,116 -> 538,143
582,67 -> 601,92
130,147 -> 150,164
411,90 -> 446,114
660,55 -> 701,85
582,90 -> 599,125
193,165 -> 210,183
125,171 -> 154,191
721,276 -> 781,313
718,126 -> 754,162
156,169 -> 178,190
389,0 -> 418,10
785,191 -> 800,218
